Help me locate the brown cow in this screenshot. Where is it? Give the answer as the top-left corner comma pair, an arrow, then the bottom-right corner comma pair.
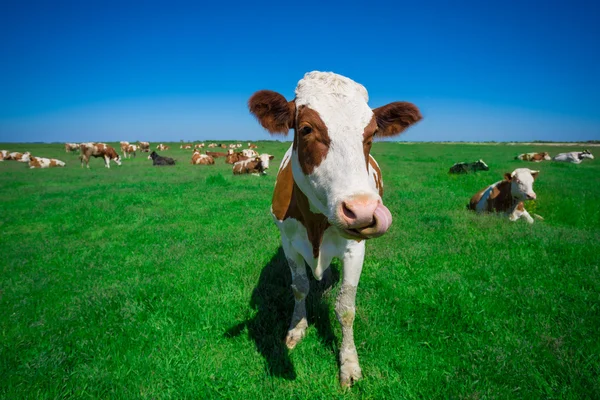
80,142 -> 122,168
156,143 -> 170,151
137,141 -> 150,152
120,141 -> 130,154
232,154 -> 274,175
123,144 -> 138,158
225,151 -> 249,164
65,143 -> 80,152
515,152 -> 551,162
29,157 -> 66,168
6,152 -> 31,162
205,151 -> 228,158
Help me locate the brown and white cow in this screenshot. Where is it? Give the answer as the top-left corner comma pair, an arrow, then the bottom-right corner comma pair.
191,149 -> 215,165
248,71 -> 421,386
232,154 -> 273,175
156,143 -> 170,151
225,151 -> 249,164
241,149 -> 258,158
180,143 -> 193,149
515,152 -> 551,162
248,143 -> 258,149
138,141 -> 150,152
124,144 -> 138,158
208,143 -> 217,148
120,141 -> 130,154
29,157 -> 66,168
65,143 -> 80,152
80,142 -> 122,168
6,152 -> 31,162
195,143 -> 205,149
0,150 -> 9,161
468,168 -> 539,223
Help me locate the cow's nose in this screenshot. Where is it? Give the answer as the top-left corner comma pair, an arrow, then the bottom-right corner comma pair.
526,192 -> 536,200
340,197 -> 380,229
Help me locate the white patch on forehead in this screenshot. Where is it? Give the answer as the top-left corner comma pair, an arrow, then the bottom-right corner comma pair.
511,168 -> 536,199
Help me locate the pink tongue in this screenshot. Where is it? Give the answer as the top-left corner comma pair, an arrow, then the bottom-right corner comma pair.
373,203 -> 393,235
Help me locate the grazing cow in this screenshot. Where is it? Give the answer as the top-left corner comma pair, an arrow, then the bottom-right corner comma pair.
195,143 -> 205,148
29,157 -> 66,168
180,144 -> 193,149
0,150 -> 9,161
123,144 -> 138,158
225,151 -> 249,164
138,141 -> 150,152
241,149 -> 258,158
120,141 -> 130,154
553,150 -> 594,164
515,152 -> 551,162
208,143 -> 217,148
148,151 -> 175,166
449,159 -> 489,174
79,143 -> 122,168
205,151 -> 228,158
64,143 -> 80,152
156,143 -> 170,151
249,143 -> 258,149
7,152 -> 32,162
191,149 -> 215,165
468,168 -> 539,224
232,154 -> 274,175
248,71 -> 421,386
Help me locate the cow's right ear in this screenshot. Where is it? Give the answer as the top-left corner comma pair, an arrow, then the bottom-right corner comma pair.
248,90 -> 295,135
504,172 -> 512,181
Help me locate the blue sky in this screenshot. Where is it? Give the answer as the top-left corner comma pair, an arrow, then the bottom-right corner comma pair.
0,0 -> 598,143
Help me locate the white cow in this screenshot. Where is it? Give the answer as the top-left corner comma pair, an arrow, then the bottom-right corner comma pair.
553,150 -> 594,164
248,71 -> 421,386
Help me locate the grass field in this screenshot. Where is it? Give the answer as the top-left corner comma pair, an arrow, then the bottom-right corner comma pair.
1,142 -> 599,399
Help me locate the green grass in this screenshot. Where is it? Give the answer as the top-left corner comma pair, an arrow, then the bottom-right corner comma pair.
1,142 -> 599,399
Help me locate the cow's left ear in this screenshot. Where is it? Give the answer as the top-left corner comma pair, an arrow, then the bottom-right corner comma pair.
373,102 -> 422,137
248,90 -> 296,135
269,155 -> 274,160
530,170 -> 539,180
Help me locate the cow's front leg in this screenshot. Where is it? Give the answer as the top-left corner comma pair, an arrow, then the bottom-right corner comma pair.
336,241 -> 365,387
285,251 -> 309,349
104,156 -> 110,168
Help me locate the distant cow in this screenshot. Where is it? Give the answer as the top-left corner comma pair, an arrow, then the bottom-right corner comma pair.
248,143 -> 258,149
515,152 -> 551,162
229,144 -> 237,149
64,143 -> 80,152
80,142 -> 122,168
191,150 -> 215,165
468,168 -> 539,224
120,141 -> 130,154
138,141 -> 150,152
242,149 -> 258,158
236,144 -> 242,148
206,151 -> 228,158
220,144 -> 227,149
6,152 -> 32,162
29,157 -> 66,168
232,154 -> 274,175
449,159 -> 489,174
124,144 -> 138,158
225,151 -> 249,164
180,144 -> 193,149
156,143 -> 170,151
195,143 -> 205,148
149,151 -> 175,166
553,150 -> 594,164
208,143 -> 217,148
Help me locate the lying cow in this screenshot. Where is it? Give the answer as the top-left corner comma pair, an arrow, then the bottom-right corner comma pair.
208,143 -> 217,148
205,151 -> 228,158
180,144 -> 193,149
191,149 -> 215,165
225,151 -> 249,164
29,157 -> 66,168
248,71 -> 421,386
515,152 -> 551,162
449,159 -> 489,174
123,144 -> 138,158
138,141 -> 150,152
232,154 -> 274,175
241,149 -> 258,158
6,152 -> 31,162
156,143 -> 170,151
64,143 -> 80,152
80,143 -> 121,168
195,143 -> 205,149
553,150 -> 594,164
248,143 -> 258,149
148,151 -> 175,166
468,168 -> 539,224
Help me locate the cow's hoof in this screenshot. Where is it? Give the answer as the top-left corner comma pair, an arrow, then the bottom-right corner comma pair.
285,329 -> 305,349
339,362 -> 362,387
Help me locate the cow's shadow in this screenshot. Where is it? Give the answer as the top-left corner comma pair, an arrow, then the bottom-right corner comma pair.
224,246 -> 339,380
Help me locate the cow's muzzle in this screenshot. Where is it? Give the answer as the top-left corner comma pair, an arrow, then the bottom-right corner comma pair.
338,198 -> 393,239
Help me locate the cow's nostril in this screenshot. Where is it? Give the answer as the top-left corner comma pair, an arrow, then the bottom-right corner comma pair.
342,202 -> 356,220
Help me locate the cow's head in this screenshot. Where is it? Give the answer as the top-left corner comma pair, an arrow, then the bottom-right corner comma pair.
580,150 -> 594,160
249,71 -> 421,239
504,168 -> 538,200
542,152 -> 551,161
258,153 -> 274,172
476,159 -> 489,171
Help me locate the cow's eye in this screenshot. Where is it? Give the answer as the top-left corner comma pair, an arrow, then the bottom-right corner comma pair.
299,125 -> 312,136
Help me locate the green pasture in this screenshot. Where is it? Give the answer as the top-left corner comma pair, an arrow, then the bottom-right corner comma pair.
0,142 -> 598,399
